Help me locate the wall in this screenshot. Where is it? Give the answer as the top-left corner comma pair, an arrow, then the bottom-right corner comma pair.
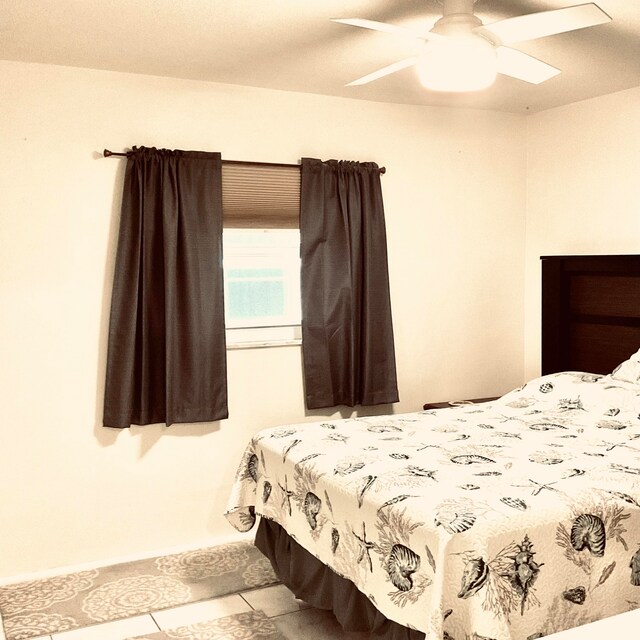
524,87 -> 640,380
0,61 -> 526,578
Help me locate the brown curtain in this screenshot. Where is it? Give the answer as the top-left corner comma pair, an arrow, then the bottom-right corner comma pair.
300,158 -> 399,410
103,146 -> 227,428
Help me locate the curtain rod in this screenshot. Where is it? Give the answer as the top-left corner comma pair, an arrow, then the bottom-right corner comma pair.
103,149 -> 386,174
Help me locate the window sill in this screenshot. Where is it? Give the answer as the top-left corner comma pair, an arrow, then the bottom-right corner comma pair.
226,324 -> 301,349
227,339 -> 302,350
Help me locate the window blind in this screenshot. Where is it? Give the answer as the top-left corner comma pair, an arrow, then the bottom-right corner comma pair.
222,163 -> 300,229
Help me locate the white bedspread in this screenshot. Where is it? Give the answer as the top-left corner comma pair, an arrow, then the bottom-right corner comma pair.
226,373 -> 640,639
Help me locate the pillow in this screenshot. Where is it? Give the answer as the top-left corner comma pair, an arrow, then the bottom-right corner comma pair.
611,347 -> 640,383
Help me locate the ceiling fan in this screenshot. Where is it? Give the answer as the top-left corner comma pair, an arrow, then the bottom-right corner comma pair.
332,0 -> 612,92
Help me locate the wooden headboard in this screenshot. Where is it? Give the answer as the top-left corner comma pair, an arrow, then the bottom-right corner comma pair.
541,254 -> 640,375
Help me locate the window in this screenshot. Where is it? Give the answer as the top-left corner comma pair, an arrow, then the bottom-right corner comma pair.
221,162 -> 302,348
223,229 -> 301,347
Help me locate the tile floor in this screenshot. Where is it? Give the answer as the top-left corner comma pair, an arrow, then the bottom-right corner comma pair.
23,583 -> 367,640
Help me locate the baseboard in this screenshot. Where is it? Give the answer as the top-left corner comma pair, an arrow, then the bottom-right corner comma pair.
0,529 -> 254,586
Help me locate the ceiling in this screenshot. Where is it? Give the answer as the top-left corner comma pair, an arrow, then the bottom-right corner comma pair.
2,0 -> 639,113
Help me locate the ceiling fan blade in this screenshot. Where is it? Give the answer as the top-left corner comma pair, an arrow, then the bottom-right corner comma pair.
331,18 -> 426,40
496,46 -> 561,84
345,56 -> 419,86
484,3 -> 611,45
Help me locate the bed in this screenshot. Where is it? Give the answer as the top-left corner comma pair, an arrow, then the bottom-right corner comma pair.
225,254 -> 640,640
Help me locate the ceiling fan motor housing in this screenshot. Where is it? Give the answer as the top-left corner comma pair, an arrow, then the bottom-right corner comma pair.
437,0 -> 479,17
431,1 -> 498,47
432,13 -> 482,37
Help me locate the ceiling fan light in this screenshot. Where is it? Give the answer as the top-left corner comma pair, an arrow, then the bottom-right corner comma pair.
417,35 -> 497,92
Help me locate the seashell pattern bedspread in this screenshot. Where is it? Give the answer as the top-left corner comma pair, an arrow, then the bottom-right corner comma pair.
225,372 -> 640,639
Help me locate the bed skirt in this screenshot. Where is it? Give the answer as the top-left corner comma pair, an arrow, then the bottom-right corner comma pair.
255,518 -> 425,640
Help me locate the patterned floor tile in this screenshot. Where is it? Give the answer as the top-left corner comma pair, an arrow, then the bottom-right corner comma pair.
50,614 -> 158,639
0,542 -> 278,640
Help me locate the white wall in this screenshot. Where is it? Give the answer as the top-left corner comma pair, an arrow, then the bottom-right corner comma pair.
524,87 -> 640,380
0,61 -> 526,578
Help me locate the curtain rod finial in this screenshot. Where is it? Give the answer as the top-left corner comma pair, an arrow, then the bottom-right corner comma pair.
104,149 -> 131,158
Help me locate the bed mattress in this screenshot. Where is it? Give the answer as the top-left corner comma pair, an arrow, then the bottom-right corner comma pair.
226,372 -> 640,639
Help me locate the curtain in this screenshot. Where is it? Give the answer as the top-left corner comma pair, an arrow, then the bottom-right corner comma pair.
300,157 -> 399,410
103,147 -> 227,428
